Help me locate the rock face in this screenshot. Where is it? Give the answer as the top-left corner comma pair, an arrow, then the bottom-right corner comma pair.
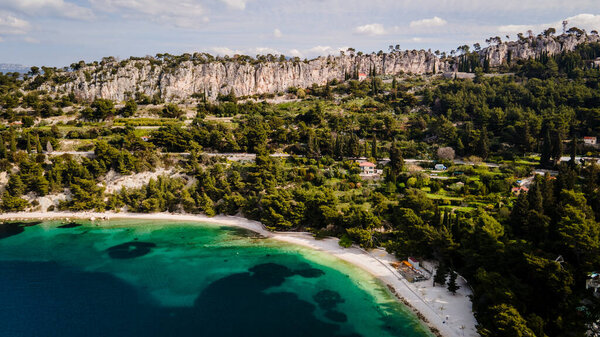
481,34 -> 600,67
38,34 -> 600,102
40,50 -> 449,102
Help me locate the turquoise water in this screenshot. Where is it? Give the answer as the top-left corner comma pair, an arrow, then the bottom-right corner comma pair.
0,219 -> 432,337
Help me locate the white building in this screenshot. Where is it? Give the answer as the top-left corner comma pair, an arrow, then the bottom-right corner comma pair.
584,137 -> 597,145
359,161 -> 376,175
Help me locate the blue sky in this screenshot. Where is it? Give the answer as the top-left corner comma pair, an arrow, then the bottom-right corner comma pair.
1,0 -> 600,67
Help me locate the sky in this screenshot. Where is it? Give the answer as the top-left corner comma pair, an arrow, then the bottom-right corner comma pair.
1,0 -> 600,67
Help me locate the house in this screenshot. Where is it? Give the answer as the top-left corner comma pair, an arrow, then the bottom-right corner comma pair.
434,164 -> 447,171
511,186 -> 529,195
141,136 -> 151,142
358,73 -> 368,81
9,121 -> 23,126
358,161 -> 376,175
584,137 -> 597,145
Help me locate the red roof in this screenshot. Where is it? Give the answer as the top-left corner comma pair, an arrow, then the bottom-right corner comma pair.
584,137 -> 596,139
359,162 -> 376,167
358,73 -> 367,76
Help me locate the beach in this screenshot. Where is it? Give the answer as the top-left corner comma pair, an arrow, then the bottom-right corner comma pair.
0,211 -> 478,337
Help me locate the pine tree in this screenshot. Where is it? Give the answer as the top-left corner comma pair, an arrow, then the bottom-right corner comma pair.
447,271 -> 460,294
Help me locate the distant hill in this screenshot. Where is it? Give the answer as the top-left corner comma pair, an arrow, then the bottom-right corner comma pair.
0,63 -> 29,74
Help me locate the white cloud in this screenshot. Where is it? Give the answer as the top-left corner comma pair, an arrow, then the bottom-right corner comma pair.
0,11 -> 30,35
354,23 -> 387,36
209,46 -> 282,56
90,0 -> 207,28
498,13 -> 600,35
220,0 -> 248,10
0,0 -> 94,20
207,45 -> 348,59
288,49 -> 303,57
273,28 -> 282,38
409,16 -> 447,29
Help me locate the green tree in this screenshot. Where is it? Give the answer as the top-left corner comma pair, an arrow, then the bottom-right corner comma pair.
447,270 -> 460,294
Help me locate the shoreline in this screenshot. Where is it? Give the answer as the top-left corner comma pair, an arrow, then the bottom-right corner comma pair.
0,211 -> 477,337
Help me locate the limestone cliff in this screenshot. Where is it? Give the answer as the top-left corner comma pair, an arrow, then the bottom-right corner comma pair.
37,34 -> 600,102
39,50 -> 448,102
480,34 -> 600,67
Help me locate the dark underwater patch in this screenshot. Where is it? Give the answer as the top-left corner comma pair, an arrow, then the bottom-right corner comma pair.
313,289 -> 345,310
325,310 -> 348,323
106,242 -> 157,259
0,222 -> 41,240
57,222 -> 81,229
294,267 -> 325,278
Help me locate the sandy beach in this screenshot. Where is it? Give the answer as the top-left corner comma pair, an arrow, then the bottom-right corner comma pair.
0,211 -> 478,337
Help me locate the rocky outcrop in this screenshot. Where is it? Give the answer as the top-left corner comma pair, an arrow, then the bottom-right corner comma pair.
38,34 -> 600,102
481,34 -> 600,67
39,50 -> 449,102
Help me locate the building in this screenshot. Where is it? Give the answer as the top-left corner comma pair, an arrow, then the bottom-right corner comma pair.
141,136 -> 151,142
511,186 -> 529,195
434,164 -> 447,171
359,161 -> 376,175
358,73 -> 368,81
584,137 -> 597,145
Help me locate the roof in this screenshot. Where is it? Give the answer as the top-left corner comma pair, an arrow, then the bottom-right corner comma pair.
359,162 -> 376,167
584,136 -> 597,140
358,73 -> 367,76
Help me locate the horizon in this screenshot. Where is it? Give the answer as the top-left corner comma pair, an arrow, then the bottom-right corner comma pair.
0,1 -> 599,68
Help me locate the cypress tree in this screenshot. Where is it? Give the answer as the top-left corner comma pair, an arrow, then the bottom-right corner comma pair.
447,271 -> 460,294
551,131 -> 563,166
10,129 -> 17,153
476,127 -> 489,159
371,134 -> 378,159
540,128 -> 552,168
36,134 -> 42,154
26,133 -> 31,154
0,134 -> 6,159
433,264 -> 448,286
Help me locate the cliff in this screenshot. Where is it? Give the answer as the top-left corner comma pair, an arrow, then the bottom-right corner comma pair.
38,50 -> 448,102
37,34 -> 600,102
481,33 -> 600,67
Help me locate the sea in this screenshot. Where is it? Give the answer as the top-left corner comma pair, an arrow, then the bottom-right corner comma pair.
0,219 -> 433,337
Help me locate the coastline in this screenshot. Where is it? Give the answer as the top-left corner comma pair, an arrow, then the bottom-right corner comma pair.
0,211 -> 478,337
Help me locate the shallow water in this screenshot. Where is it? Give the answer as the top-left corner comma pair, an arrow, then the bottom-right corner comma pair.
0,219 -> 433,337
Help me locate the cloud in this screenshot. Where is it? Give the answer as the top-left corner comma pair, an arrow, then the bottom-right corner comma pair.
409,16 -> 447,29
0,0 -> 94,20
498,13 -> 600,35
207,45 -> 348,59
0,11 -> 30,35
90,0 -> 207,28
220,0 -> 248,10
354,23 -> 387,36
273,28 -> 282,38
209,46 -> 282,56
